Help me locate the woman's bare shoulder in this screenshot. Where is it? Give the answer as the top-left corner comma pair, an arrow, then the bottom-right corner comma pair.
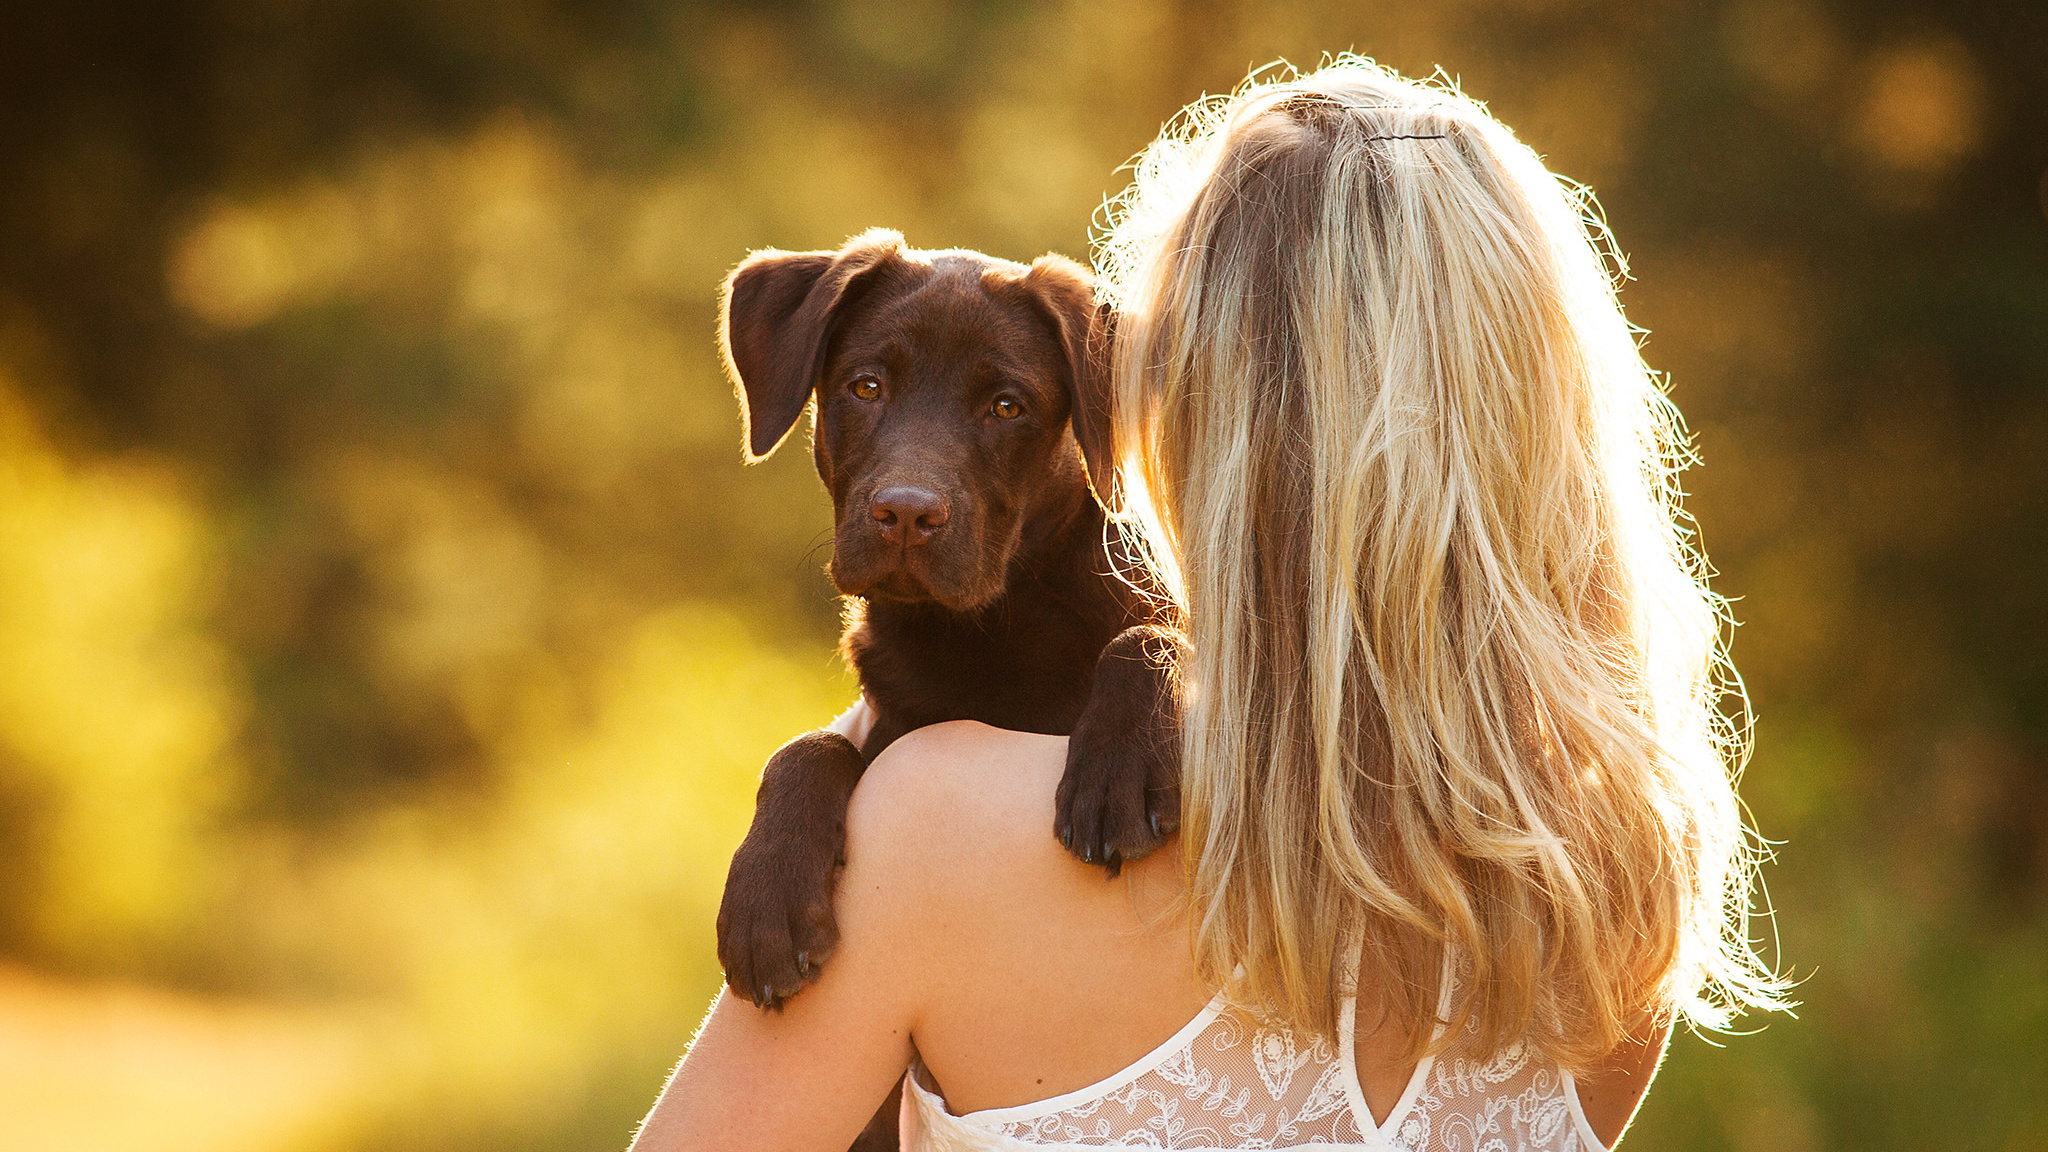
856,721 -> 1066,843
843,716 -> 1188,955
843,721 -> 1080,922
849,718 -> 1185,906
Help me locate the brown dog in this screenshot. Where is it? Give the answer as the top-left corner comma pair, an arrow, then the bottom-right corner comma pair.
714,229 -> 1180,1139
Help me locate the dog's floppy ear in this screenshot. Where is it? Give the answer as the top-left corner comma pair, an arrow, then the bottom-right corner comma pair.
1023,254 -> 1118,506
720,229 -> 904,461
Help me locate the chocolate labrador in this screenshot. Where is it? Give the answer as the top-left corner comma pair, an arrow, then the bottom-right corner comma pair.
714,229 -> 1181,1030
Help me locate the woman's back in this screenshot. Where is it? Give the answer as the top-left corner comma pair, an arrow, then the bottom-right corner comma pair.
855,724 -> 1648,1151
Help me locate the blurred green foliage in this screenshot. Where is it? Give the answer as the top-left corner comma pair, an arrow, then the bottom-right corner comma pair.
0,1 -> 2042,1149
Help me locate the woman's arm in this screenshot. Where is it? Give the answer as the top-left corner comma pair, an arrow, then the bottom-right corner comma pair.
630,983 -> 913,1152
629,730 -> 947,1152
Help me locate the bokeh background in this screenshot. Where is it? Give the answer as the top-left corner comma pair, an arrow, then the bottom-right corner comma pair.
0,1 -> 2042,1149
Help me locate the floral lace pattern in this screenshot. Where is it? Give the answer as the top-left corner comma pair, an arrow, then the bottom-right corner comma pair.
1395,1037 -> 1586,1152
979,1007 -> 1369,1148
904,970 -> 1600,1152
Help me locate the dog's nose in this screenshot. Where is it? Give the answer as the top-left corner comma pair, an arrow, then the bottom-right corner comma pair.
870,486 -> 950,546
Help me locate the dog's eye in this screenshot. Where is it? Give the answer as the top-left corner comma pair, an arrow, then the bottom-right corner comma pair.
849,376 -> 882,401
991,396 -> 1023,420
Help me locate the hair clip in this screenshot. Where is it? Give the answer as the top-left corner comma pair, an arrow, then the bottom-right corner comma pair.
1367,134 -> 1448,141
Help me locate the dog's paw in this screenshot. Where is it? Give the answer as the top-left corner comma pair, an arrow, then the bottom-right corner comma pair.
717,833 -> 842,1011
1056,738 -> 1178,879
1056,626 -> 1183,879
714,729 -> 866,1011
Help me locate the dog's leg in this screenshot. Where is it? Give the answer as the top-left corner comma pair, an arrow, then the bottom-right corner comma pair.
715,703 -> 919,1009
716,730 -> 868,1009
1056,625 -> 1185,877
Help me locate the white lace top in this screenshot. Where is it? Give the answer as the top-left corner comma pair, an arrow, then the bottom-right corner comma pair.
899,970 -> 1608,1152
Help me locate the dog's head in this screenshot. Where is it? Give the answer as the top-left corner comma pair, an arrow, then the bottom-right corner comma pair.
720,229 -> 1114,612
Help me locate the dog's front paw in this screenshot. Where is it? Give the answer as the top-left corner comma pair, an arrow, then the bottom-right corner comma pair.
717,832 -> 842,1011
715,731 -> 864,1010
1056,734 -> 1177,879
1057,626 -> 1183,878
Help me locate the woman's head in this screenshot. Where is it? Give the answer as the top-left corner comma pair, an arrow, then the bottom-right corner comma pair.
1097,57 -> 1784,1068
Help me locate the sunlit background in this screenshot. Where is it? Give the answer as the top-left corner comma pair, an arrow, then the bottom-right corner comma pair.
0,1 -> 2042,1149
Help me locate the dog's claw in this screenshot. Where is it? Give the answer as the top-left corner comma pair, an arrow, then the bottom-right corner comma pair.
1148,811 -> 1161,838
1059,824 -> 1073,850
797,951 -> 810,977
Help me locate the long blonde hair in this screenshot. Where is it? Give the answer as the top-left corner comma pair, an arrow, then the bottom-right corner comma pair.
1097,58 -> 1785,1070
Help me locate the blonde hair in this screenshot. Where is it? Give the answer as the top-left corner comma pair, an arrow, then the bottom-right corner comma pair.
1097,58 -> 1785,1070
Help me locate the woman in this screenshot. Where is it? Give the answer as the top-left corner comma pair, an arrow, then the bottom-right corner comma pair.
634,57 -> 1784,1151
